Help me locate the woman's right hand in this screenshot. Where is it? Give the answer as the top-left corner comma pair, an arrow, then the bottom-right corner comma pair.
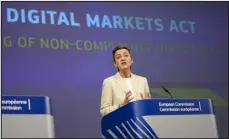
120,91 -> 134,107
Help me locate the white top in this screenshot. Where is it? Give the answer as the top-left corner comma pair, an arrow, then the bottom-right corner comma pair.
120,77 -> 135,101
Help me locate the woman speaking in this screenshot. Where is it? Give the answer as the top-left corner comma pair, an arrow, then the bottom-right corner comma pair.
100,45 -> 151,116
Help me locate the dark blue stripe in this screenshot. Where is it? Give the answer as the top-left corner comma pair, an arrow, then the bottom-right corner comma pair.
117,124 -> 131,138
110,126 -> 123,138
138,117 -> 158,138
103,131 -> 113,138
133,117 -> 156,138
124,121 -> 139,138
128,118 -> 148,138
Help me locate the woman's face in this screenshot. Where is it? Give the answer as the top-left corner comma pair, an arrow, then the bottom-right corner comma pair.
114,48 -> 133,71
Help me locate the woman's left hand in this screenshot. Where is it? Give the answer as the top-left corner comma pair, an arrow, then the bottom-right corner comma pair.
140,93 -> 151,99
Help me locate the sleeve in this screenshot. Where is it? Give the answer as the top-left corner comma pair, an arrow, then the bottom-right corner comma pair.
144,77 -> 151,97
100,79 -> 120,116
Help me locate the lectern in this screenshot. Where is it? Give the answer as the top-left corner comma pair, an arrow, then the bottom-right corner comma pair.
101,98 -> 218,138
2,95 -> 55,138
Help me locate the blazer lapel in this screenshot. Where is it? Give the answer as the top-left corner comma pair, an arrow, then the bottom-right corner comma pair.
115,72 -> 139,94
115,73 -> 127,93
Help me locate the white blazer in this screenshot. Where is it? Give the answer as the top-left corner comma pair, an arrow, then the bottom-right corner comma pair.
100,72 -> 150,116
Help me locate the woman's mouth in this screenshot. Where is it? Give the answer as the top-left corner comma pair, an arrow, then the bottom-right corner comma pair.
121,62 -> 127,65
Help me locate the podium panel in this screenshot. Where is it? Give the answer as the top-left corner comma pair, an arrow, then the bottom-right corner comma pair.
101,99 -> 218,138
2,95 -> 55,138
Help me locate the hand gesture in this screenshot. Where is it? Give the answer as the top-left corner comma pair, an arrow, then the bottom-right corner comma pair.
120,91 -> 134,107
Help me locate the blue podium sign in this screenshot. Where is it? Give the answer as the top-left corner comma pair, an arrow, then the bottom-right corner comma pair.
2,95 -> 52,115
101,99 -> 218,138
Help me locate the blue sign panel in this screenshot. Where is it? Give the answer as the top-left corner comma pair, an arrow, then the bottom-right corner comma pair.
102,99 -> 214,132
2,95 -> 52,115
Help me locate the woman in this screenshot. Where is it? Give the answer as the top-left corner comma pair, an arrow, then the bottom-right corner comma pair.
100,45 -> 151,116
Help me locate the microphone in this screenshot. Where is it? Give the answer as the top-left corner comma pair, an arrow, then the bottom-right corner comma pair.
162,85 -> 174,98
